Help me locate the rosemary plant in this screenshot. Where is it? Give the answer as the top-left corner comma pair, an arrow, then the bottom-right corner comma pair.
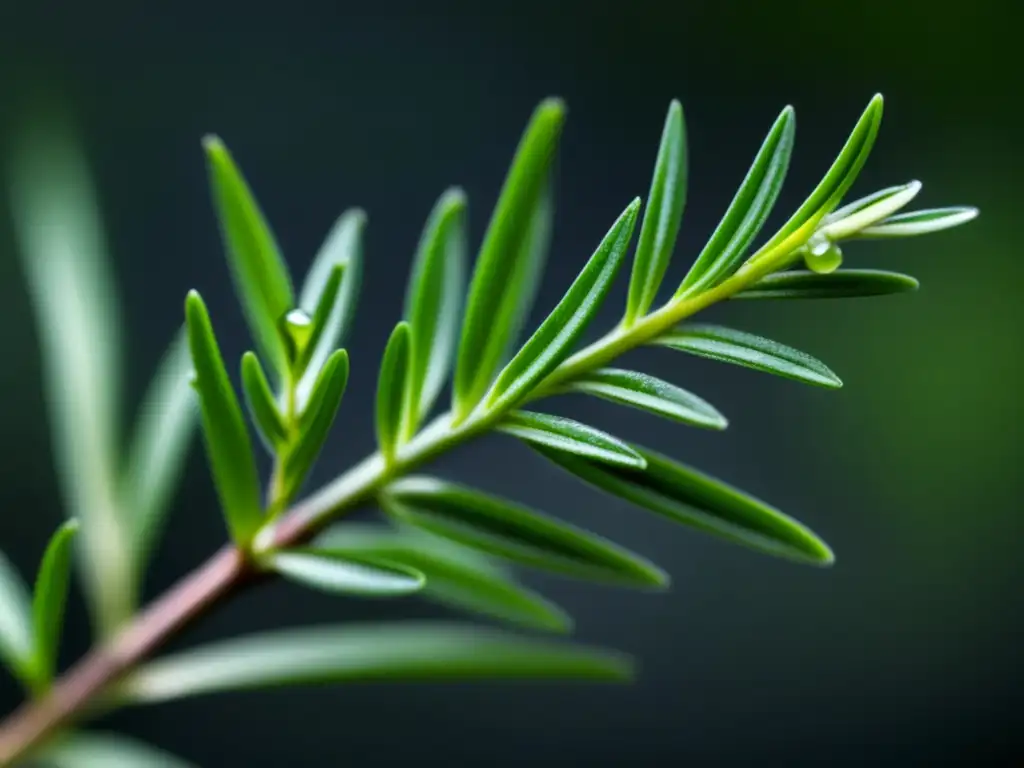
0,94 -> 975,766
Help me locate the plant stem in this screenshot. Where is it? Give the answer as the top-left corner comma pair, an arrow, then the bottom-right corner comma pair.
0,241 -> 797,766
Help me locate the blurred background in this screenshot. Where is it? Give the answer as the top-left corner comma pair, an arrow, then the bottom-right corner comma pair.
0,1 -> 1020,764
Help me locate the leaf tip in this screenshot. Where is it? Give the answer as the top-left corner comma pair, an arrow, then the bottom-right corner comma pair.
201,134 -> 225,155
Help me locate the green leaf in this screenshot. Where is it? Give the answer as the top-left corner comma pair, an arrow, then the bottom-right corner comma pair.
736,269 -> 919,300
498,410 -> 646,468
282,350 -> 349,501
678,106 -> 795,295
7,119 -> 133,634
485,198 -> 640,412
266,549 -> 425,597
121,622 -> 632,703
382,477 -> 667,587
184,291 -> 264,545
36,731 -> 195,768
818,180 -> 922,239
292,263 -> 344,377
857,206 -> 979,238
122,329 -> 197,566
536,444 -> 833,565
453,99 -> 565,418
31,520 -> 79,688
240,351 -> 289,451
203,136 -> 294,378
564,368 -> 727,430
625,100 -> 688,324
403,188 -> 468,435
0,549 -> 33,685
752,95 -> 884,262
296,208 -> 365,409
376,323 -> 412,463
656,324 -> 842,389
316,525 -> 571,633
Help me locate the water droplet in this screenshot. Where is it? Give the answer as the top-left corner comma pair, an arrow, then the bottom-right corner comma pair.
281,308 -> 314,364
803,234 -> 843,274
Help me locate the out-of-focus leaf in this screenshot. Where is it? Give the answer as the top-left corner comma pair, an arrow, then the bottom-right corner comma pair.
678,106 -> 794,295
818,180 -> 921,239
376,323 -> 412,463
266,549 -> 425,597
293,263 -> 344,377
296,209 -> 365,409
316,525 -> 571,633
735,269 -> 919,300
36,731 -> 195,768
453,99 -> 565,419
382,477 -> 667,587
203,136 -> 294,378
656,324 -> 842,388
241,351 -> 288,452
565,369 -> 727,430
536,443 -> 833,565
184,291 -> 263,545
625,100 -> 687,323
857,206 -> 979,238
0,550 -> 33,685
121,623 -> 632,703
403,188 -> 467,435
485,199 -> 639,412
122,329 -> 197,566
497,410 -> 645,468
7,118 -> 133,634
31,520 -> 79,687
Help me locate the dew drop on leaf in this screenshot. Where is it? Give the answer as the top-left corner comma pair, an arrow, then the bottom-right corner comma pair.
282,309 -> 314,362
803,234 -> 843,274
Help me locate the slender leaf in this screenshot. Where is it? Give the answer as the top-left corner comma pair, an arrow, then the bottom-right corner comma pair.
203,136 -> 294,377
403,188 -> 468,435
752,95 -> 884,262
565,368 -> 727,429
37,731 -> 195,768
678,106 -> 795,295
267,549 -> 425,597
819,180 -> 921,239
485,199 -> 639,411
241,351 -> 288,451
31,520 -> 79,687
316,524 -> 571,633
122,329 -> 197,564
184,291 -> 263,544
7,119 -> 132,634
656,324 -> 842,388
296,208 -> 365,409
857,206 -> 979,238
382,477 -> 667,587
293,263 -> 344,376
376,323 -> 412,462
625,100 -> 688,323
453,99 -> 565,418
736,269 -> 919,300
122,623 -> 632,703
498,410 -> 646,468
0,549 -> 33,684
536,444 -> 833,565
283,350 -> 349,500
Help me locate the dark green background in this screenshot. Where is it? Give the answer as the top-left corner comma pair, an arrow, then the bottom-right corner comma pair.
0,2 -> 1020,764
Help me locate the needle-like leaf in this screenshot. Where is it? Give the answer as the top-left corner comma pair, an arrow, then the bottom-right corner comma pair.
185,291 -> 263,545
382,477 -> 667,587
485,198 -> 639,412
376,323 -> 412,463
453,99 -> 565,418
266,549 -> 425,597
856,206 -> 979,238
565,369 -> 727,429
35,731 -> 196,768
625,100 -> 688,324
678,105 -> 795,295
403,188 -> 467,435
818,181 -> 922,239
0,550 -> 33,687
31,520 -> 79,688
656,324 -> 842,388
498,411 -> 646,468
293,263 -> 344,377
536,444 -> 833,565
122,623 -> 632,703
203,136 -> 294,378
240,351 -> 288,452
736,269 -> 919,299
